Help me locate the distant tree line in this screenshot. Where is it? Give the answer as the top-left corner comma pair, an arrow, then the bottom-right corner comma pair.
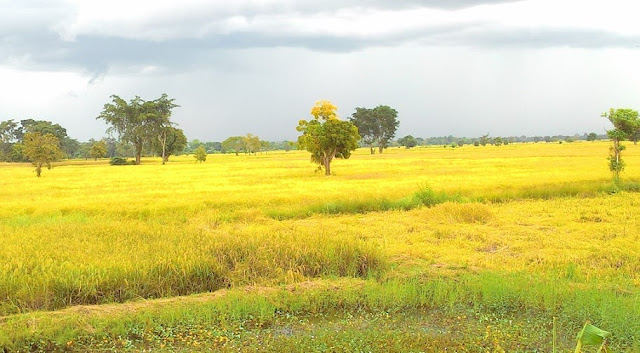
184,137 -> 296,155
395,132 -> 611,148
5,93 -> 639,179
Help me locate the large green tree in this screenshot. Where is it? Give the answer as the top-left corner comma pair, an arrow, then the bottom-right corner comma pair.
349,105 -> 399,154
152,127 -> 187,163
147,94 -> 180,164
89,140 -> 108,161
97,94 -> 179,165
222,136 -> 245,156
297,100 -> 360,176
20,119 -> 78,157
0,119 -> 20,161
22,132 -> 64,177
398,135 -> 417,148
602,108 -> 640,180
243,133 -> 261,155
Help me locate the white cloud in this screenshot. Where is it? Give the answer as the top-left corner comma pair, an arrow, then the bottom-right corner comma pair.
51,0 -> 640,43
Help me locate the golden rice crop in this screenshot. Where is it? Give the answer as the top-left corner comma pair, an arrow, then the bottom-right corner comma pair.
0,141 -> 639,316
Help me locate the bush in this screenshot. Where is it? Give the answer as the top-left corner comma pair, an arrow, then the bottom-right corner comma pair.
109,157 -> 135,165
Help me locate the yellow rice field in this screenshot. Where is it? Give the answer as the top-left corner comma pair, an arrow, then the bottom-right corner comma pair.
1,141 -> 639,351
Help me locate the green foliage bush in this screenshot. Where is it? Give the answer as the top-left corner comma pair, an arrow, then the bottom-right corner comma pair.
109,157 -> 136,165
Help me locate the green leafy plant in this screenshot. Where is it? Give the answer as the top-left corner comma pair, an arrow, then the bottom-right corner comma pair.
574,322 -> 611,353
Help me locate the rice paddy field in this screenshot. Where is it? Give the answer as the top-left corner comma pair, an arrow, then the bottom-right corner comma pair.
1,141 -> 639,352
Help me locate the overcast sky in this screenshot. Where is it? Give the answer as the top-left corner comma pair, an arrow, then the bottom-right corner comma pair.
1,0 -> 640,142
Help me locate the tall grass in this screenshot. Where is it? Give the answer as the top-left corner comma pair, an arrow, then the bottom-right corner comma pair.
0,227 -> 384,315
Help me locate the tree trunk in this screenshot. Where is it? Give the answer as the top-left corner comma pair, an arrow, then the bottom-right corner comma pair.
35,162 -> 42,177
163,155 -> 169,163
323,150 -> 336,176
613,139 -> 621,180
369,145 -> 375,154
135,140 -> 143,165
324,157 -> 331,176
378,144 -> 385,154
159,132 -> 167,165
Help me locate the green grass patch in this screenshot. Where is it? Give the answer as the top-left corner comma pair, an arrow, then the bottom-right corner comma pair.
2,272 -> 638,352
268,179 -> 640,220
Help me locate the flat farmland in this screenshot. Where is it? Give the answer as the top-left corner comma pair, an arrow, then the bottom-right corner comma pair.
1,141 -> 639,352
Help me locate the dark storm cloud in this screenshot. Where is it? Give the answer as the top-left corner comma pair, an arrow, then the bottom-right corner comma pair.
4,24 -> 639,78
1,0 -> 638,76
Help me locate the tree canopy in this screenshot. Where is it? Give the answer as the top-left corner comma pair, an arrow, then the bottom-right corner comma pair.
22,132 -> 64,177
222,136 -> 245,156
152,127 -> 187,163
89,140 -> 108,161
297,100 -> 360,176
602,108 -> 640,180
349,105 -> 399,154
398,135 -> 417,148
243,134 -> 261,155
193,145 -> 207,163
0,119 -> 78,162
97,94 -> 179,165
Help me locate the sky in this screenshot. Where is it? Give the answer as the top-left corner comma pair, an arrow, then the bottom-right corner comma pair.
1,0 -> 640,142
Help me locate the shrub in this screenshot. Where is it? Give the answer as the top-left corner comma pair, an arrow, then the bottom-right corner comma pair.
109,157 -> 135,165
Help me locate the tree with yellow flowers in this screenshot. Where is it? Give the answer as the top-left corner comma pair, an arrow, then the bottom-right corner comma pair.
296,100 -> 360,176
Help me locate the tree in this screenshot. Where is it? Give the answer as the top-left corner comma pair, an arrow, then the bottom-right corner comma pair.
0,119 -> 21,143
281,141 -> 293,151
631,129 -> 640,145
586,132 -> 598,142
193,145 -> 207,163
479,133 -> 490,146
152,127 -> 187,163
297,100 -> 360,176
243,133 -> 261,155
20,119 -> 78,157
349,108 -> 376,154
260,140 -> 273,153
89,140 -> 107,160
187,139 -> 203,153
204,141 -> 222,153
0,119 -> 21,162
398,135 -> 417,148
349,105 -> 399,154
76,141 -> 92,160
222,136 -> 245,155
22,132 -> 64,177
147,94 -> 180,164
602,108 -> 640,180
97,94 -> 179,165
